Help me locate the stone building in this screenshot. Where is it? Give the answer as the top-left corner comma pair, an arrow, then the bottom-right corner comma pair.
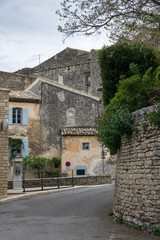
0,47 -> 110,180
8,90 -> 43,185
16,47 -> 102,98
24,77 -> 105,177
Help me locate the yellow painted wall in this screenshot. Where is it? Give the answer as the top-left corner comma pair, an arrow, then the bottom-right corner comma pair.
8,102 -> 47,180
61,136 -> 109,176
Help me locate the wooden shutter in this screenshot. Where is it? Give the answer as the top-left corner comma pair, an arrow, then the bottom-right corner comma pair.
22,108 -> 28,126
9,107 -> 13,124
22,139 -> 28,157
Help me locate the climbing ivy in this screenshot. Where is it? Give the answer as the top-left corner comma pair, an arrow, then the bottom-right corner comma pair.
8,137 -> 24,164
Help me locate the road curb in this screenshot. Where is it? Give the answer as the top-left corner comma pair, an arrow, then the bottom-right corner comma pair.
0,184 -> 113,204
0,186 -> 84,204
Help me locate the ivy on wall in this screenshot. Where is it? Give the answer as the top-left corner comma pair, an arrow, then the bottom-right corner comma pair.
8,137 -> 24,164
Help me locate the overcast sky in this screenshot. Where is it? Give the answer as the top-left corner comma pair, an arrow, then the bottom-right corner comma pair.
0,0 -> 110,73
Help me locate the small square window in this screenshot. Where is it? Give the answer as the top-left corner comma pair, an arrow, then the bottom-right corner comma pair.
77,169 -> 85,175
82,142 -> 90,150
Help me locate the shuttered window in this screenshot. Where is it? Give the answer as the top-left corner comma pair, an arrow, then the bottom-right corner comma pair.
9,107 -> 28,125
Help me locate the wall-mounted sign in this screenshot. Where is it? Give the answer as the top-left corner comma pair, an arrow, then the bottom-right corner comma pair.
65,161 -> 71,167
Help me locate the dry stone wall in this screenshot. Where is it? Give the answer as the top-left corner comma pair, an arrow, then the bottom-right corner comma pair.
0,88 -> 9,196
114,106 -> 160,232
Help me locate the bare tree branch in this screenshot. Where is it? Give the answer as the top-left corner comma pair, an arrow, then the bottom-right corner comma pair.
56,0 -> 160,48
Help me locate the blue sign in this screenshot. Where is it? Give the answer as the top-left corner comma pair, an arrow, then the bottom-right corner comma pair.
65,161 -> 71,167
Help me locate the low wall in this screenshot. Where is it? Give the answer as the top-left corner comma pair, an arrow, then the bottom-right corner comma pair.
113,106 -> 160,232
8,175 -> 112,189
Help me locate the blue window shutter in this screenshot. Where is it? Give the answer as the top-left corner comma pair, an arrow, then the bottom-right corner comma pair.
9,107 -> 13,125
22,139 -> 28,157
23,108 -> 28,125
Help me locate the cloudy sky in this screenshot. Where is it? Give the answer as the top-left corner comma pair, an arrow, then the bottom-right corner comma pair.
0,0 -> 110,73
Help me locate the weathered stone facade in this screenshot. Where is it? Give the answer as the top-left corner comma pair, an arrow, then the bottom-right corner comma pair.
16,48 -> 102,98
0,47 -> 107,180
27,78 -> 101,159
114,106 -> 160,232
0,88 -> 9,196
0,71 -> 36,91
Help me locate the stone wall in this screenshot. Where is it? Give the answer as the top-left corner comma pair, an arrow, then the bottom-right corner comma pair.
0,71 -> 36,91
90,49 -> 102,98
8,175 -> 111,189
17,48 -> 102,97
0,88 -> 9,196
114,106 -> 160,232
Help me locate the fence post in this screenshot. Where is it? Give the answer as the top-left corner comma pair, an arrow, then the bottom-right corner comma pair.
72,170 -> 74,187
41,172 -> 44,191
23,170 -> 25,192
57,171 -> 60,189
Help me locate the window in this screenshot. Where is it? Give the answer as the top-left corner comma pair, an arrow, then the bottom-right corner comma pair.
82,142 -> 90,151
77,169 -> 85,175
85,73 -> 91,93
9,107 -> 28,125
75,165 -> 86,176
13,108 -> 21,124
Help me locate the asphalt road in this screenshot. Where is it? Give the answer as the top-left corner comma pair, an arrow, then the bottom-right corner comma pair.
0,183 -> 159,240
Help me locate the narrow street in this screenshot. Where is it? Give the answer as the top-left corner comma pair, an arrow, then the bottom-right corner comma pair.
0,183 -> 159,240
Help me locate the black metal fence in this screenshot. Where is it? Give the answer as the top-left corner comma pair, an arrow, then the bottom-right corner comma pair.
22,170 -> 74,193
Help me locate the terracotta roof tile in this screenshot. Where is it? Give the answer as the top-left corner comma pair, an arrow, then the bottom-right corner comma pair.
9,91 -> 40,103
61,127 -> 97,136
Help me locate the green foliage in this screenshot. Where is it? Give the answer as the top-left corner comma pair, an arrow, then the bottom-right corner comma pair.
112,65 -> 159,112
152,226 -> 160,236
116,212 -> 123,224
98,42 -> 159,105
8,137 -> 24,164
23,156 -> 60,176
148,88 -> 160,127
132,224 -> 141,231
97,103 -> 134,154
141,122 -> 148,132
108,212 -> 114,216
97,65 -> 160,153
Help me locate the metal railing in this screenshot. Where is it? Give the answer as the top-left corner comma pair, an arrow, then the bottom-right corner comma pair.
22,170 -> 74,193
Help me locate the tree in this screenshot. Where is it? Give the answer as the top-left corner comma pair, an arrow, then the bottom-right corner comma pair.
56,0 -> 160,48
98,42 -> 159,105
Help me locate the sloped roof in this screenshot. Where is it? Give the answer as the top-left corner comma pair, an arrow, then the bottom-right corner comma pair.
61,127 -> 97,136
9,90 -> 40,103
32,47 -> 91,72
25,77 -> 100,101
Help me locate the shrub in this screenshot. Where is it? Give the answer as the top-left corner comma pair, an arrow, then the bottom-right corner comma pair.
23,156 -> 60,177
97,65 -> 160,153
97,103 -> 134,154
98,42 -> 159,105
